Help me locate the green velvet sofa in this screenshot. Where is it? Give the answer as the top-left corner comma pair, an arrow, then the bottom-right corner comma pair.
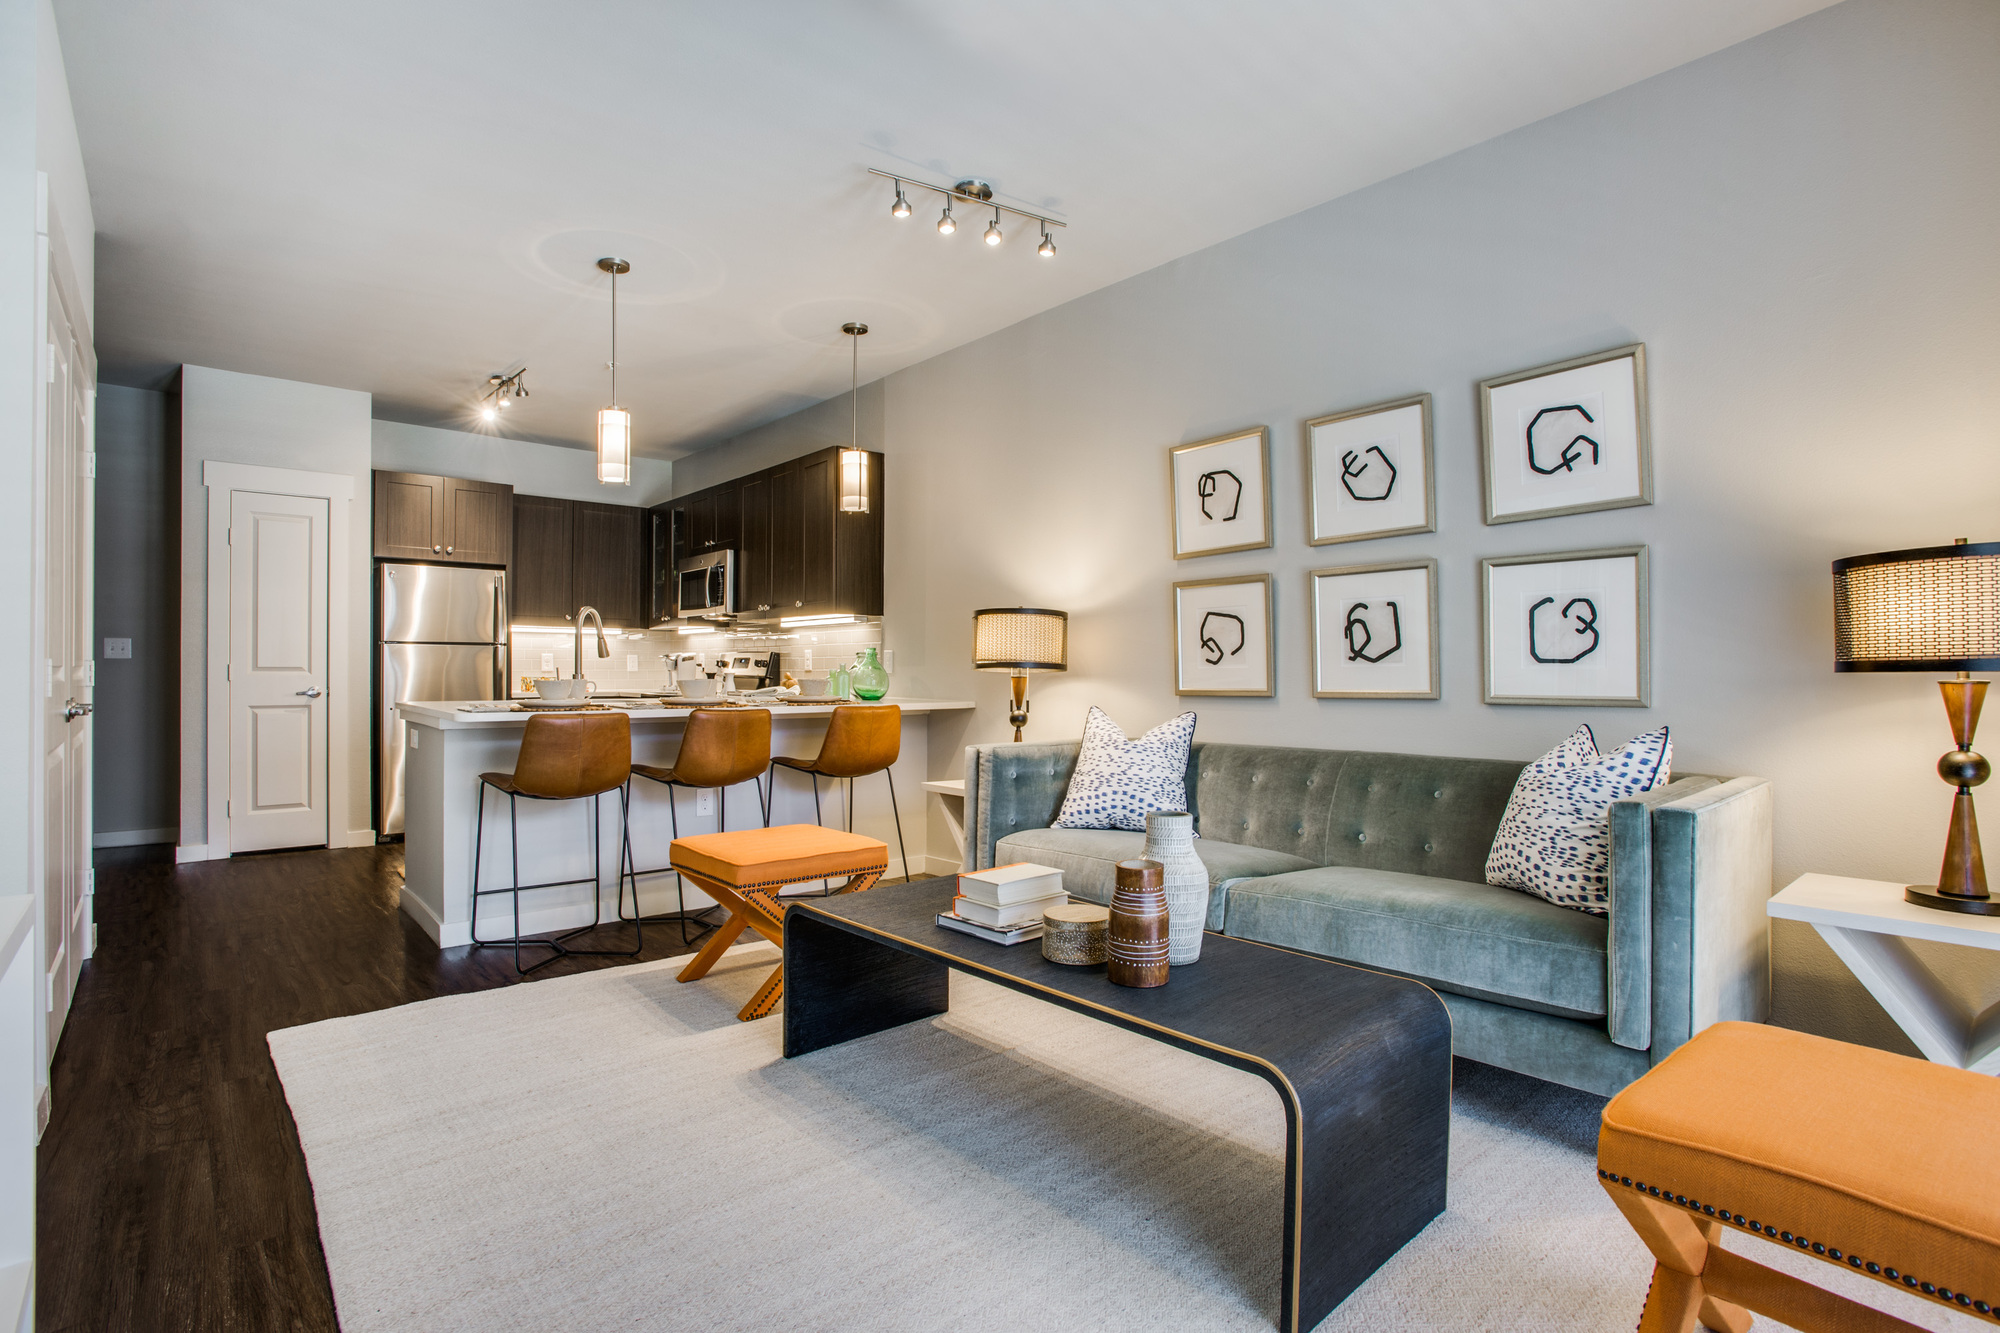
962,739 -> 1773,1097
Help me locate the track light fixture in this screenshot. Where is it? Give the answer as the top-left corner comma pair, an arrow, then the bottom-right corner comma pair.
870,169 -> 1065,260
479,368 -> 528,423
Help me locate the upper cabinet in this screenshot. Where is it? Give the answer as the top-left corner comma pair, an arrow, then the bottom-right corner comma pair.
511,494 -> 644,628
649,445 -> 882,625
371,471 -> 513,565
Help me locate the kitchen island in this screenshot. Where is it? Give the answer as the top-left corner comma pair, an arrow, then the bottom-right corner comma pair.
394,698 -> 975,948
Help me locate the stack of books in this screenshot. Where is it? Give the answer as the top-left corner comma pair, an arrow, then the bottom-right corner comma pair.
936,863 -> 1068,945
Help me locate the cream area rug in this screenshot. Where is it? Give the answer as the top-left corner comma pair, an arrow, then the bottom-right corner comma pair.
269,944 -> 1977,1332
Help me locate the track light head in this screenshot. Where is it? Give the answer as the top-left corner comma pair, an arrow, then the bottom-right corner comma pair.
984,210 -> 1003,246
1038,228 -> 1056,258
937,204 -> 955,235
480,405 -> 497,423
891,184 -> 911,218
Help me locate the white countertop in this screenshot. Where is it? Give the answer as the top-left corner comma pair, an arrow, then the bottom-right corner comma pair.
396,697 -> 976,729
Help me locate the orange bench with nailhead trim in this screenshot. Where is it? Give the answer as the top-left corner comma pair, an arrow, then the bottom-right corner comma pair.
1598,1020 -> 2000,1331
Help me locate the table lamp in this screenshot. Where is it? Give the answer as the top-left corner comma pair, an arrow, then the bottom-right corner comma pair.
972,608 -> 1068,741
1834,538 -> 2000,913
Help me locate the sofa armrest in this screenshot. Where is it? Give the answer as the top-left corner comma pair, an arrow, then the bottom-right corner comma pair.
1649,777 -> 1774,1065
1605,776 -> 1720,1051
965,742 -> 1082,870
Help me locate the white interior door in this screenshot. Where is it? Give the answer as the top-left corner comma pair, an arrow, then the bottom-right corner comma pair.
228,491 -> 330,852
40,265 -> 90,1056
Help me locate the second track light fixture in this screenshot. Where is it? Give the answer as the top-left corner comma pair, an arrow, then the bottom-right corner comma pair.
479,368 -> 528,423
871,169 -> 1065,259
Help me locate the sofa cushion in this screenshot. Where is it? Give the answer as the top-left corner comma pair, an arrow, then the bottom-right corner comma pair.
1052,706 -> 1198,831
1223,866 -> 1609,1020
994,827 -> 1317,929
1486,723 -> 1673,915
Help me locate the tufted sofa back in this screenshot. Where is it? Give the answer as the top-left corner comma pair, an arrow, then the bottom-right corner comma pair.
968,739 -> 1528,880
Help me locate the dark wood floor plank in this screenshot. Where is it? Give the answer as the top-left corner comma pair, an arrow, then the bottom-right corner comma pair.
36,842 -> 729,1331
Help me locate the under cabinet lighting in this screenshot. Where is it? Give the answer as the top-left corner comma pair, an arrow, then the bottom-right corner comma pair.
780,614 -> 861,628
676,625 -> 718,635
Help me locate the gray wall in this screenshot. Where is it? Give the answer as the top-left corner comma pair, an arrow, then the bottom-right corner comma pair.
94,383 -> 177,843
179,365 -> 374,851
679,0 -> 2000,1057
372,420 -> 673,507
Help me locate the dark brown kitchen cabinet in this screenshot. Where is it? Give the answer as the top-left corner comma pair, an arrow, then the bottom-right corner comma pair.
371,470 -> 514,565
572,502 -> 643,627
510,495 -> 574,623
651,446 -> 881,625
510,495 -> 644,629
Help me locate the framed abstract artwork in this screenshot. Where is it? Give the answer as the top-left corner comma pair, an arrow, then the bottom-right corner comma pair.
1172,575 -> 1274,697
1309,558 -> 1439,699
1481,546 -> 1649,707
1169,427 -> 1272,558
1478,344 -> 1650,525
1306,393 -> 1435,546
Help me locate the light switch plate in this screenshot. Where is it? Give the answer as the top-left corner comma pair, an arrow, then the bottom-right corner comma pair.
104,637 -> 132,659
409,729 -> 419,749
541,652 -> 555,671
626,654 -> 639,672
882,649 -> 894,672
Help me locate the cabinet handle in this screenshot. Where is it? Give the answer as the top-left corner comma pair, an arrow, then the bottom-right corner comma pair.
795,601 -> 803,607
432,545 -> 442,553
445,546 -> 454,554
564,613 -> 573,621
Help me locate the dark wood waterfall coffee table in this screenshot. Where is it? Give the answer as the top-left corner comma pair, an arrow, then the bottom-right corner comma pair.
781,879 -> 1451,1333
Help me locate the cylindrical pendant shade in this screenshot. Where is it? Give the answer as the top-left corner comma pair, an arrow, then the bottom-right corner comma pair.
839,448 -> 869,513
972,608 -> 1068,671
1833,541 -> 2000,671
597,407 -> 632,486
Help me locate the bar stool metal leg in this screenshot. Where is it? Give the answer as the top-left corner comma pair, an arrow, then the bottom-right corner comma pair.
470,776 -> 644,975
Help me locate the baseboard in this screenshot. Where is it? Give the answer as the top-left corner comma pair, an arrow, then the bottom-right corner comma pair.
922,854 -> 961,878
92,827 -> 177,849
339,829 -> 377,849
174,843 -> 223,864
398,885 -> 449,946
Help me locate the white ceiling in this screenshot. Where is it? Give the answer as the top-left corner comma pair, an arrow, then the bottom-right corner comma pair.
59,0 -> 1835,459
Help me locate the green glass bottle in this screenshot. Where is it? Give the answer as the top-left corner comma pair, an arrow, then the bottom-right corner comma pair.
851,646 -> 890,702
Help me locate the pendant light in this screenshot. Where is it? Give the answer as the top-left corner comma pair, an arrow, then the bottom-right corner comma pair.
595,257 -> 632,486
839,322 -> 870,514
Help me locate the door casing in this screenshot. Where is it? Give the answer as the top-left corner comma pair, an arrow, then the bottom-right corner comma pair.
199,462 -> 355,861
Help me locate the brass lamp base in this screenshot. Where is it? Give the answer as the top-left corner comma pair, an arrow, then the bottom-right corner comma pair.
1905,884 -> 2000,915
1906,678 -> 1992,915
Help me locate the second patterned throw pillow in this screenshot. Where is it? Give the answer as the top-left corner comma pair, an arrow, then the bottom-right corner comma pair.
1484,723 -> 1673,915
1052,706 -> 1199,832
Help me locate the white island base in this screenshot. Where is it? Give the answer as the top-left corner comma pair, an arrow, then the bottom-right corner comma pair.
395,699 -> 974,949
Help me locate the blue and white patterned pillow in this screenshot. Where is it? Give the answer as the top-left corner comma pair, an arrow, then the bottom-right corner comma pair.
1484,724 -> 1672,915
1052,706 -> 1198,832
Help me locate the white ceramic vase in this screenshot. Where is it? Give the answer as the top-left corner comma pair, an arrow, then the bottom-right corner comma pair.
1144,810 -> 1206,965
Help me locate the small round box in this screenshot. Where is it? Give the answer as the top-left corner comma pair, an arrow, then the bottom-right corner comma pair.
1041,902 -> 1110,965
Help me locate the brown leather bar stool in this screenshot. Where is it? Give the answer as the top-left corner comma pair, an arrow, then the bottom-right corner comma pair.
625,707 -> 772,942
769,704 -> 908,883
471,711 -> 642,974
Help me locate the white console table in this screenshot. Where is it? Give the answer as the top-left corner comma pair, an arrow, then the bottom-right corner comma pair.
1768,873 -> 2000,1073
924,778 -> 966,868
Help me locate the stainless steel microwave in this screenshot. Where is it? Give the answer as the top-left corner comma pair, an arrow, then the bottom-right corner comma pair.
676,550 -> 735,619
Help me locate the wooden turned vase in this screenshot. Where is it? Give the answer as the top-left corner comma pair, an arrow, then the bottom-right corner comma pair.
1107,859 -> 1169,988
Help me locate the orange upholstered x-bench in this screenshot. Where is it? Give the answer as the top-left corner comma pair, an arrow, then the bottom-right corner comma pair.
1598,1020 -> 2000,1332
670,824 -> 888,1022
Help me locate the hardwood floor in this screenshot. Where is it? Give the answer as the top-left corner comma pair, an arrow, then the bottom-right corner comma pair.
35,842 -> 719,1332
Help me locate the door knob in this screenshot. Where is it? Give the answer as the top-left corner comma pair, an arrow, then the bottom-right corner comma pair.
296,686 -> 324,699
62,699 -> 91,721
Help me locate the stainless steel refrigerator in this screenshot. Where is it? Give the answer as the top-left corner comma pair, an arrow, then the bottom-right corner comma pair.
375,563 -> 509,836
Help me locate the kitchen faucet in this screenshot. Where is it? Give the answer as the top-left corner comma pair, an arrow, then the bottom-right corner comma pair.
575,605 -> 610,682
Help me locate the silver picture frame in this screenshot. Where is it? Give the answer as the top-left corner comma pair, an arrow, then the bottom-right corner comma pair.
1305,393 -> 1435,546
1478,344 -> 1651,526
1169,427 -> 1273,559
1172,574 -> 1275,697
1309,558 -> 1440,700
1480,545 -> 1650,707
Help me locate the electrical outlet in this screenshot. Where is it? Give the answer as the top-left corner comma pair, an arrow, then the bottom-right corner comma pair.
694,788 -> 715,818
803,649 -> 812,669
541,652 -> 555,672
408,729 -> 419,749
626,654 -> 639,672
882,649 -> 894,672
104,637 -> 132,659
